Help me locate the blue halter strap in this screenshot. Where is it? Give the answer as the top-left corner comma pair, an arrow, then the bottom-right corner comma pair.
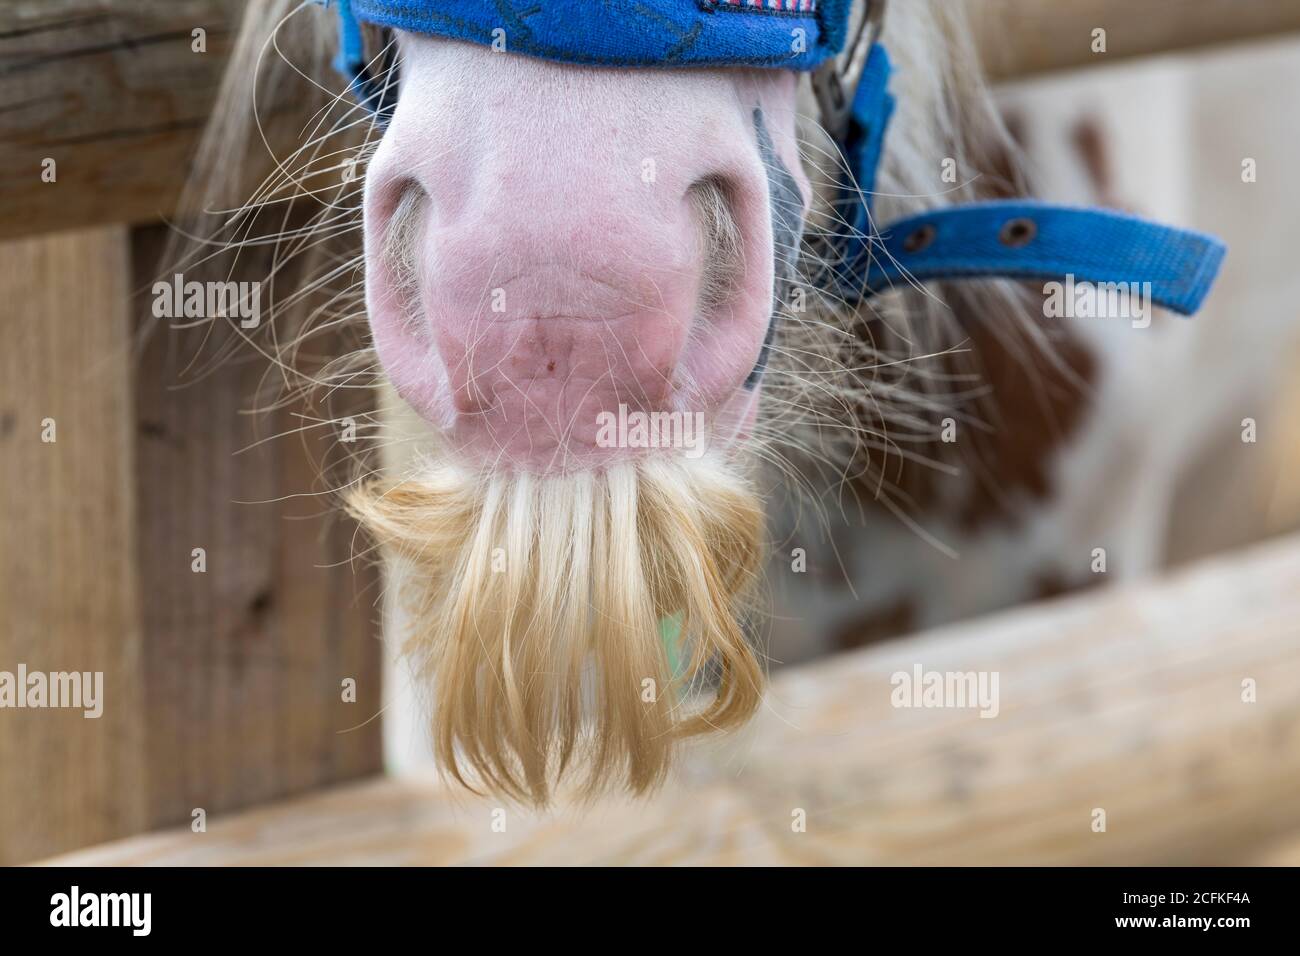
827,41 -> 1224,312
328,0 -> 1225,317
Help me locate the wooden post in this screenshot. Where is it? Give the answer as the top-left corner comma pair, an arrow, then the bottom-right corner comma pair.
130,226 -> 383,832
0,1 -> 383,865
0,224 -> 383,865
0,226 -> 146,864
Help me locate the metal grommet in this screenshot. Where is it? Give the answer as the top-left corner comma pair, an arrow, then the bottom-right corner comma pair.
903,223 -> 936,253
999,217 -> 1037,248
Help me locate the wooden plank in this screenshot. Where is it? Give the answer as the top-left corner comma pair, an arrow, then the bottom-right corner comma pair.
130,224 -> 383,831
0,226 -> 146,865
0,0 -> 247,240
4,1 -> 1300,241
42,532 -> 1300,866
972,0 -> 1300,80
1247,832 -> 1300,866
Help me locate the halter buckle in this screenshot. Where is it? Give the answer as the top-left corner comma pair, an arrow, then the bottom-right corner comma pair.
811,0 -> 887,143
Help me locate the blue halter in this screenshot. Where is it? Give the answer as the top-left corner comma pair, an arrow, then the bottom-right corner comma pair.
328,0 -> 1225,316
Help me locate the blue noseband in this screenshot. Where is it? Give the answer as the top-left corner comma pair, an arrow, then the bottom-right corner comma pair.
344,0 -> 844,69
328,0 -> 1225,317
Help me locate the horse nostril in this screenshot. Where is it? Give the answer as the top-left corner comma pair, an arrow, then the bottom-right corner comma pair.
687,176 -> 743,315
381,182 -> 429,290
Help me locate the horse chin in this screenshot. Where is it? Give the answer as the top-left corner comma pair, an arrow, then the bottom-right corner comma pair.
346,448 -> 766,805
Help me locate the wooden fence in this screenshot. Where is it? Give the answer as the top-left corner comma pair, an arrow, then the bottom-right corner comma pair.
2,0 -> 1299,866
0,0 -> 380,866
43,533 -> 1300,866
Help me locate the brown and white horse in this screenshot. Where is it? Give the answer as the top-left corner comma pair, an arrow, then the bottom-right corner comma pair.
188,0 -> 1225,804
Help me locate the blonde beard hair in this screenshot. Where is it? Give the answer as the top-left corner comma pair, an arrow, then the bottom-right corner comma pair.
346,451 -> 766,806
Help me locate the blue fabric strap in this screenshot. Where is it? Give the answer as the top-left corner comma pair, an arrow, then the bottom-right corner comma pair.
346,0 -> 847,70
829,44 -> 1224,316
331,0 -> 399,116
815,0 -> 854,54
333,0 -> 365,77
840,43 -> 893,229
847,202 -> 1226,316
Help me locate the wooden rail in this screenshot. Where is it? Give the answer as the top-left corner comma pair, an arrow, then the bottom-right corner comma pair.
43,532 -> 1300,866
3,1 -> 1300,241
974,0 -> 1300,79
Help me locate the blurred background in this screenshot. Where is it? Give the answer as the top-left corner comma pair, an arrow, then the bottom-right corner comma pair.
2,0 -> 1299,865
764,25 -> 1300,667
